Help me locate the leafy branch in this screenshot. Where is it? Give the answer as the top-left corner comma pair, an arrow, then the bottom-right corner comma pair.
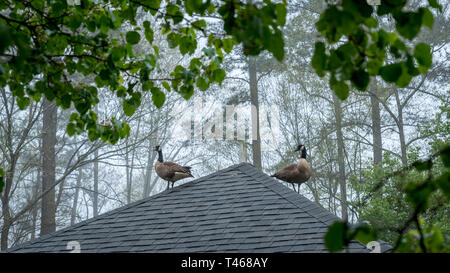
312,0 -> 442,100
0,0 -> 288,145
325,145 -> 450,253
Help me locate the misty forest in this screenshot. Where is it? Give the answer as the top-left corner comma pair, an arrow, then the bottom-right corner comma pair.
0,0 -> 449,253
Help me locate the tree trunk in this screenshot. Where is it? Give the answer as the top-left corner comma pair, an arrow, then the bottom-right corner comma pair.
31,167 -> 41,240
41,98 -> 57,236
0,149 -> 19,250
93,149 -> 99,217
0,168 -> 14,250
370,82 -> 382,165
239,140 -> 248,163
143,112 -> 160,199
125,141 -> 130,204
93,104 -> 99,216
395,91 -> 408,165
143,141 -> 157,198
248,56 -> 262,170
71,168 -> 82,226
126,116 -> 141,203
333,94 -> 348,221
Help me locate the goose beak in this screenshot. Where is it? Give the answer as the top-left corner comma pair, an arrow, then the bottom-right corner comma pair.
295,145 -> 304,152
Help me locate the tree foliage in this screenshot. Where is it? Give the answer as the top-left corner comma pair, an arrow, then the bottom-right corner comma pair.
316,0 -> 449,253
312,0 -> 442,99
0,0 -> 287,144
325,145 -> 450,253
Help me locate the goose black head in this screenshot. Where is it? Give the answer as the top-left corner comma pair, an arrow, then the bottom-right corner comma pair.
154,145 -> 161,152
295,144 -> 305,152
295,144 -> 307,159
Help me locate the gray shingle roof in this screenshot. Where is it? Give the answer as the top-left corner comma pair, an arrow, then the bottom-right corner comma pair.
5,163 -> 391,253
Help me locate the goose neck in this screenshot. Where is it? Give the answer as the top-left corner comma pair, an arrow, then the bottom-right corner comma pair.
300,150 -> 307,159
157,150 -> 164,162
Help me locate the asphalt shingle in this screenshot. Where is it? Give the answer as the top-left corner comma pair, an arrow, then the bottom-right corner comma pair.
5,162 -> 389,253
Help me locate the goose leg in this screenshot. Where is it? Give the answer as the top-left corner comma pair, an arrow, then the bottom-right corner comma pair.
297,184 -> 300,193
291,183 -> 296,192
171,182 -> 174,189
166,181 -> 170,190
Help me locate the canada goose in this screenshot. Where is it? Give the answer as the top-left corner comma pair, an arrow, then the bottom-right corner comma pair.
154,145 -> 193,190
271,144 -> 312,192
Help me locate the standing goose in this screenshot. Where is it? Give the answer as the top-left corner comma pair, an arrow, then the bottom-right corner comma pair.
154,145 -> 193,190
271,144 -> 312,192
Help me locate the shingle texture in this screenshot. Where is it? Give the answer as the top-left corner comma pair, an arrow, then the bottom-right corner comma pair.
5,163 -> 391,253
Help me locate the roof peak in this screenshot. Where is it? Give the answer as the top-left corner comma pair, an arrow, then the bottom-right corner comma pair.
6,162 -> 386,253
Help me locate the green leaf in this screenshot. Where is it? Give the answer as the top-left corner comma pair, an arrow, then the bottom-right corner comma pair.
379,63 -> 403,83
435,172 -> 450,199
122,100 -> 137,116
268,30 -> 284,61
351,222 -> 377,244
223,38 -> 233,54
394,11 -> 423,40
151,87 -> 166,108
350,70 -> 370,91
192,19 -> 207,29
406,181 -> 435,212
364,17 -> 378,29
203,47 -> 215,58
88,129 -> 98,141
440,146 -> 450,167
312,42 -> 327,77
0,22 -> 12,54
331,81 -> 350,100
196,77 -> 210,91
59,94 -> 72,109
66,123 -> 77,136
213,69 -> 226,85
143,21 -> 154,44
327,51 -> 342,70
367,59 -> 383,75
162,82 -> 171,92
143,0 -> 161,14
180,85 -> 194,100
395,66 -> 413,88
325,221 -> 347,252
69,113 -> 79,122
111,46 -> 125,62
342,0 -> 373,19
413,160 -> 433,171
126,31 -> 141,45
414,43 -> 432,69
166,3 -> 183,24
17,96 -> 30,110
406,55 -> 420,76
275,3 -> 287,26
68,14 -> 82,31
422,8 -> 434,29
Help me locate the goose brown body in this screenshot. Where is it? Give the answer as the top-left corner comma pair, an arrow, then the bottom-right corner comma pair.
154,161 -> 193,183
271,145 -> 312,188
154,146 -> 193,189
